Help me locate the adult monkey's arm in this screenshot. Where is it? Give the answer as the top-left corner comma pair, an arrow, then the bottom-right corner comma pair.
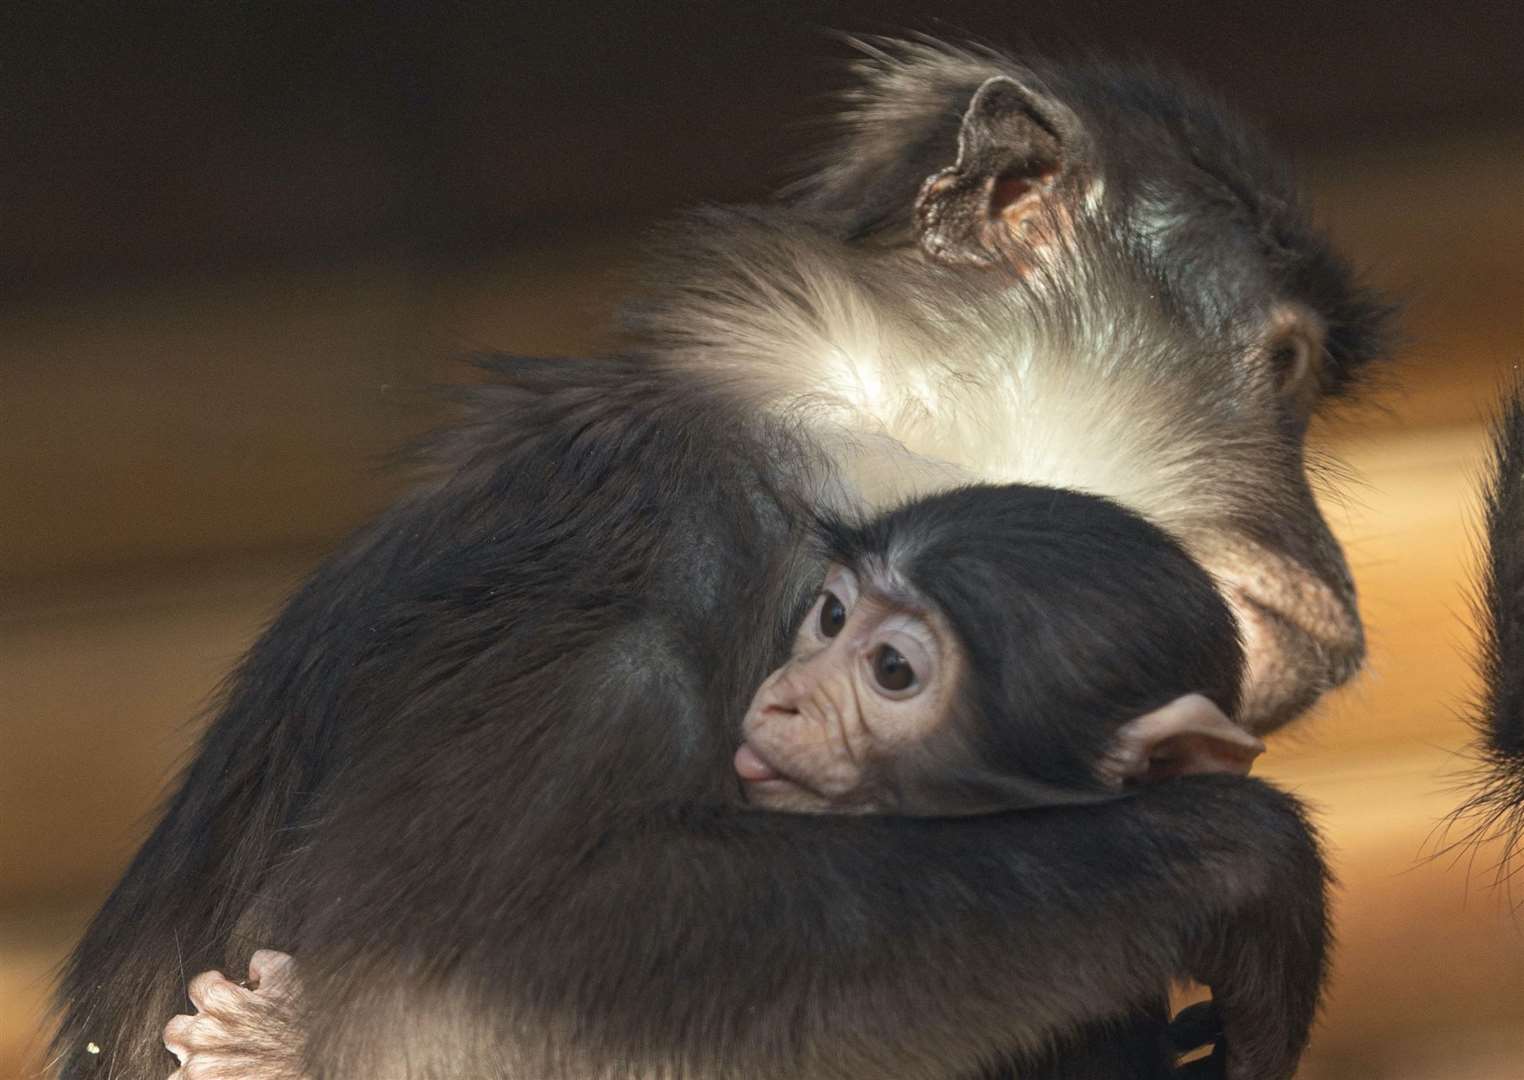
251,776 -> 1323,1080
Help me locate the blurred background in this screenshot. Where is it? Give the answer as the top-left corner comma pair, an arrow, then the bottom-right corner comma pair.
2,4 -> 1521,1077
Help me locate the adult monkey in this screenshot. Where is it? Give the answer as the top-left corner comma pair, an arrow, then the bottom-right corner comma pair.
781,41 -> 1392,732
165,481 -> 1271,1077
53,42 -> 1390,1080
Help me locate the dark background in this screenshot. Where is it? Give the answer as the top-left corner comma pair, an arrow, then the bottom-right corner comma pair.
5,2 -> 1521,297
3,5 -> 1522,1077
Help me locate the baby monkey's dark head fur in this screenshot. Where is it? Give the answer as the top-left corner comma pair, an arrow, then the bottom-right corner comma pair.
820,484 -> 1245,810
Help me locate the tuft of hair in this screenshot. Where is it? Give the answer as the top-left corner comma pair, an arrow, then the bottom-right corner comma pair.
1453,386 -> 1524,892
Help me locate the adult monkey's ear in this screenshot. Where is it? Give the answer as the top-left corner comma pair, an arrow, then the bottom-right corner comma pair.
914,75 -> 1088,268
1262,301 -> 1329,420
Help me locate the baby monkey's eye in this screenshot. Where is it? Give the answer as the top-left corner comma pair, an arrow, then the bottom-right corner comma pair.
818,591 -> 847,638
872,644 -> 915,692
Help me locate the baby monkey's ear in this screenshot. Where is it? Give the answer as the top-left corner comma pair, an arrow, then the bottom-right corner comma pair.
1100,693 -> 1266,787
914,75 -> 1090,269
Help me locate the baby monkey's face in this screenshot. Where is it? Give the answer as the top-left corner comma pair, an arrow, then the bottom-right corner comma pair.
736,564 -> 966,813
735,558 -> 1266,816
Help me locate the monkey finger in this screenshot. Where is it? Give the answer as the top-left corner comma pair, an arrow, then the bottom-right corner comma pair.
164,1013 -> 196,1063
164,1012 -> 232,1060
186,969 -> 249,1015
248,949 -> 299,993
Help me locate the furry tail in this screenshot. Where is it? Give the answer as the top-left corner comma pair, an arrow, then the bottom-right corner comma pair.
1458,385 -> 1524,887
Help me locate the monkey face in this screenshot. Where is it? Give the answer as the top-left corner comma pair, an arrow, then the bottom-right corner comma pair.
736,565 -> 965,813
873,69 -> 1380,735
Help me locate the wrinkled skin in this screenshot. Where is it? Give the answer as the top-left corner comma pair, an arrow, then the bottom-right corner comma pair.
737,565 -> 967,812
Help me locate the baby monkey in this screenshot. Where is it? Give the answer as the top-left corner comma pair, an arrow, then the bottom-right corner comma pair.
736,483 -> 1263,817
165,483 -> 1260,1077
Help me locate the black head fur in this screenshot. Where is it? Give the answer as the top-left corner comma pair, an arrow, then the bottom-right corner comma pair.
818,484 -> 1244,802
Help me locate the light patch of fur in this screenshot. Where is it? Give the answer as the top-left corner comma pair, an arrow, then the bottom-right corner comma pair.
637,217 -> 1271,533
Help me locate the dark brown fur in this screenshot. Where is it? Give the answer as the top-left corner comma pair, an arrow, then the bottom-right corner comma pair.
1450,388 -> 1524,897
52,40 -> 1383,1080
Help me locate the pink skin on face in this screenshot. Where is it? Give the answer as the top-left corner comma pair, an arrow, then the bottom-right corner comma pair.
735,565 -> 964,813
733,740 -> 783,782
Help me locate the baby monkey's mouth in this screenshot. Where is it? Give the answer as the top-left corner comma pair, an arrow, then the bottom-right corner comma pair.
734,715 -> 827,810
734,739 -> 888,814
734,740 -> 786,785
734,740 -> 848,812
